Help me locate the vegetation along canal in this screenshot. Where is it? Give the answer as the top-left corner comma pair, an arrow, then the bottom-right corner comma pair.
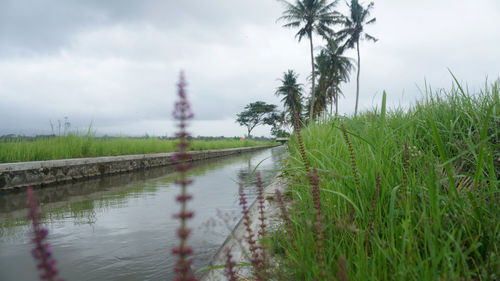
0,146 -> 286,280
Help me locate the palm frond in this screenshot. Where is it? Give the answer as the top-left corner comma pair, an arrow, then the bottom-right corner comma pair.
366,17 -> 376,25
364,33 -> 378,42
296,28 -> 309,41
282,21 -> 302,28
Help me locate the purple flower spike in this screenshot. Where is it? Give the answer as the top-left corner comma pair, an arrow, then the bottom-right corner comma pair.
310,166 -> 327,278
224,249 -> 238,281
173,72 -> 194,121
171,72 -> 198,281
27,187 -> 63,281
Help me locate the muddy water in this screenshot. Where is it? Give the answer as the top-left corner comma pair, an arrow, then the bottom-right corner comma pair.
0,146 -> 285,280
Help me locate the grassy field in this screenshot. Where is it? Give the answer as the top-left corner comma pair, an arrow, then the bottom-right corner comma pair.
0,136 -> 276,163
270,80 -> 499,280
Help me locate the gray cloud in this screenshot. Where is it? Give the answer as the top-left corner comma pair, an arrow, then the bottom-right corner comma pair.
0,0 -> 282,56
0,0 -> 499,137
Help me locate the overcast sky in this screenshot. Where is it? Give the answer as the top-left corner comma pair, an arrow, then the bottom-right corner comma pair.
1,0 -> 499,137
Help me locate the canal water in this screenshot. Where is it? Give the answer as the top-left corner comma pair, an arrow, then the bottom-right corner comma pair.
0,146 -> 286,280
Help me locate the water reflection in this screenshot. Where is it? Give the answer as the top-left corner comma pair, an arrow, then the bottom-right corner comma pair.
0,146 -> 285,281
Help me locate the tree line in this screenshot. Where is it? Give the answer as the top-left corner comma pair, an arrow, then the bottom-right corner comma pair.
237,0 -> 377,138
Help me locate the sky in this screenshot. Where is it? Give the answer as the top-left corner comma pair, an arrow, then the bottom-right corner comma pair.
1,0 -> 499,137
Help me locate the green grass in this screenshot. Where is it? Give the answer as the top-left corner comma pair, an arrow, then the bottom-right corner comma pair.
0,136 -> 276,163
271,79 -> 499,280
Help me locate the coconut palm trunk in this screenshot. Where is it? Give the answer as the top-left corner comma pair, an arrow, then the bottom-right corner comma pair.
329,88 -> 333,115
309,34 -> 316,122
335,87 -> 339,115
355,40 -> 360,116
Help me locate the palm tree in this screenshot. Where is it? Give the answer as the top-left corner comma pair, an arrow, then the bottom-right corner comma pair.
275,70 -> 303,124
306,86 -> 327,120
313,50 -> 331,117
277,0 -> 340,122
314,40 -> 354,116
336,0 -> 377,116
322,39 -> 355,114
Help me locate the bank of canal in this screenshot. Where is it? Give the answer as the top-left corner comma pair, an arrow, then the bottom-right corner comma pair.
0,146 -> 286,280
0,145 -> 277,192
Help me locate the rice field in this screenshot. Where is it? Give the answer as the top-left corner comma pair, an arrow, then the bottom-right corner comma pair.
0,135 -> 276,163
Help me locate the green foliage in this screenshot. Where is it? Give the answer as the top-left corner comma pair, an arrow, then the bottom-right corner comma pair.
273,79 -> 500,280
236,101 -> 278,138
271,127 -> 290,138
277,0 -> 340,43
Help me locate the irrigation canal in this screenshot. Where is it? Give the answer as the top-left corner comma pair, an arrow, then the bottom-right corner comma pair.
0,146 -> 286,280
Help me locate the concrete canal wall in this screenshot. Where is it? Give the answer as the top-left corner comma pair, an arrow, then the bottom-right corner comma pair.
201,174 -> 287,281
0,145 -> 277,192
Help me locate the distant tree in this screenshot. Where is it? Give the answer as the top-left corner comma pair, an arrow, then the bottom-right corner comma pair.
236,101 -> 278,138
270,111 -> 291,138
271,126 -> 291,138
277,0 -> 341,122
275,70 -> 304,124
336,0 -> 377,116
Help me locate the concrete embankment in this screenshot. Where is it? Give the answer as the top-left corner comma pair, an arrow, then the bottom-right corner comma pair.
201,174 -> 287,281
0,145 -> 277,193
